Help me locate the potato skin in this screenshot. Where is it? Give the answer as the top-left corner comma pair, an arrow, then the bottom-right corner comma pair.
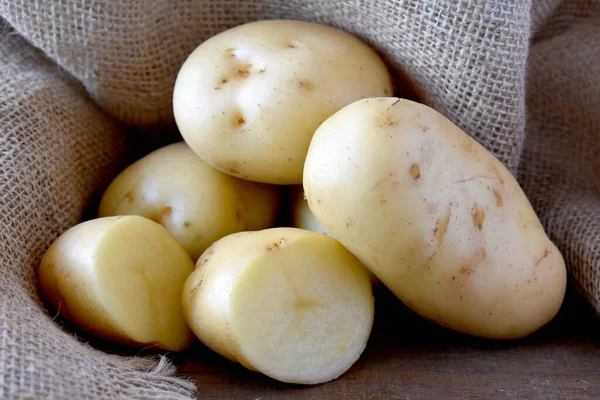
173,20 -> 393,184
303,97 -> 567,339
98,142 -> 279,261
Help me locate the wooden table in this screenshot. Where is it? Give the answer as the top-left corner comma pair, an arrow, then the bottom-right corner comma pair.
176,286 -> 600,399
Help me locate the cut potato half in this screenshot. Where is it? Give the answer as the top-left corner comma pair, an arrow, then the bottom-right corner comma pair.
39,216 -> 195,351
182,228 -> 374,384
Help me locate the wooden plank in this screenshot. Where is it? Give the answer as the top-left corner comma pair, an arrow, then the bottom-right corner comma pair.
176,287 -> 600,399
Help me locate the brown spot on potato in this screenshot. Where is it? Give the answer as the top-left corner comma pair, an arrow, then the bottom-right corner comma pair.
259,68 -> 266,74
391,99 -> 400,106
384,116 -> 397,126
459,266 -> 469,274
238,64 -> 252,77
433,208 -> 451,247
297,80 -> 314,90
265,238 -> 285,252
535,249 -> 551,266
221,78 -> 229,84
493,190 -> 503,207
471,203 -> 485,230
236,115 -> 245,125
183,221 -> 192,228
225,48 -> 236,56
189,280 -> 202,296
151,206 -> 172,226
409,163 -> 421,180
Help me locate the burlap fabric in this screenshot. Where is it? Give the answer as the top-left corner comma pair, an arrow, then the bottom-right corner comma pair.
0,1 -> 597,398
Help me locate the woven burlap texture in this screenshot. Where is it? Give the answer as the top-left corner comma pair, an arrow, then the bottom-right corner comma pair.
0,1 -> 598,399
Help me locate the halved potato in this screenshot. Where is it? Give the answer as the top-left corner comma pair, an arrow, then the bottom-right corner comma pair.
39,216 -> 195,351
182,228 -> 374,384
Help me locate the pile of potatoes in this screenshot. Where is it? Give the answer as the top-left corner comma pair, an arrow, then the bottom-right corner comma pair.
39,20 -> 567,385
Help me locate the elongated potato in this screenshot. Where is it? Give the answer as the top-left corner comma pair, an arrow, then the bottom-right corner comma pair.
290,186 -> 381,287
98,142 -> 279,261
182,228 -> 374,384
303,98 -> 567,340
39,216 -> 195,351
173,20 -> 392,184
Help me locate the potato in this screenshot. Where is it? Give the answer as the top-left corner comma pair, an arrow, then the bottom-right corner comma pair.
290,186 -> 381,287
290,185 -> 329,235
173,20 -> 393,184
39,216 -> 195,351
182,228 -> 374,384
98,142 -> 279,261
303,98 -> 567,340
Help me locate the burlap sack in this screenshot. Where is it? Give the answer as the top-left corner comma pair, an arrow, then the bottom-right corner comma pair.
0,1 -> 597,398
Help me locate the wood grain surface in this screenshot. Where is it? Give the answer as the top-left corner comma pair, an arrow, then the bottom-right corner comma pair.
175,286 -> 600,400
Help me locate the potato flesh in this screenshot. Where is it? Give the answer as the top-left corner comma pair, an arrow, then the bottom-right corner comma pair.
39,218 -> 125,342
173,20 -> 393,184
39,216 -> 195,351
182,228 -> 374,384
303,98 -> 567,339
98,142 -> 279,261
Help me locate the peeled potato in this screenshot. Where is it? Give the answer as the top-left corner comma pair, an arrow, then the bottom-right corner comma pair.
98,142 -> 279,261
304,98 -> 567,340
39,216 -> 195,351
173,20 -> 393,184
182,228 -> 374,384
290,186 -> 381,287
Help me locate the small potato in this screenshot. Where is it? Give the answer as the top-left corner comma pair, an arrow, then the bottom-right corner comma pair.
173,20 -> 393,184
303,98 -> 567,340
39,216 -> 195,351
182,228 -> 374,384
98,142 -> 279,261
290,186 -> 381,287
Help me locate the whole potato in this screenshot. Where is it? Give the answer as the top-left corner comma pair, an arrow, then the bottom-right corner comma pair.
173,20 -> 393,184
182,228 -> 374,384
98,142 -> 279,261
39,216 -> 195,351
303,98 -> 567,340
290,186 -> 381,287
